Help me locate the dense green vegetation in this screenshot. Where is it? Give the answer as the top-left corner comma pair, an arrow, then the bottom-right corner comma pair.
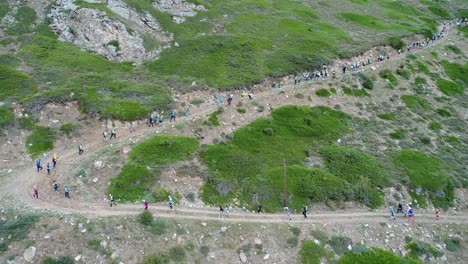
406,240 -> 443,260
394,150 -> 454,209
0,214 -> 39,252
401,95 -> 432,111
108,135 -> 198,201
338,248 -> 420,264
299,240 -> 330,264
315,89 -> 332,97
25,126 -> 56,157
436,79 -> 464,96
0,105 -> 14,129
343,87 -> 370,97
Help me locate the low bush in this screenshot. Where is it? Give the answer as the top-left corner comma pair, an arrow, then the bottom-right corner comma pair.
310,229 -> 328,243
142,253 -> 170,264
406,240 -> 443,260
41,256 -> 74,264
59,123 -> 80,137
152,188 -> 171,202
0,214 -> 39,252
436,108 -> 451,117
377,113 -> 395,120
445,45 -> 462,55
396,68 -> 410,79
343,87 -> 370,97
0,105 -> 14,129
441,61 -> 467,86
138,211 -> 154,226
190,98 -> 204,107
436,79 -> 464,96
401,95 -> 432,111
356,73 -> 374,89
26,126 -> 56,157
287,236 -> 299,248
168,246 -> 186,262
389,129 -> 405,139
315,89 -> 331,97
379,69 -> 398,85
151,217 -> 168,235
338,248 -> 419,264
328,235 -> 352,255
300,240 -> 330,264
290,226 -> 301,236
17,116 -> 35,130
428,122 -> 442,131
444,237 -> 461,252
200,245 -> 210,257
386,36 -> 405,50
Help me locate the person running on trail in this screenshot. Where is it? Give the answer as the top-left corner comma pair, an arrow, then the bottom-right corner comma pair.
109,128 -> 116,139
407,205 -> 415,223
219,206 -> 224,219
109,194 -> 117,207
170,110 -> 176,122
225,205 -> 231,218
52,154 -> 58,168
168,195 -> 174,209
53,180 -> 58,193
404,204 -> 409,217
284,207 -> 292,220
103,130 -> 108,140
46,162 -> 51,175
33,186 -> 39,199
389,206 -> 396,220
129,121 -> 136,133
78,145 -> 84,155
227,94 -> 233,105
219,96 -> 224,105
64,186 -> 70,198
148,116 -> 154,127
257,204 -> 262,213
144,200 -> 148,211
302,205 -> 308,219
435,209 -> 440,223
36,159 -> 43,172
397,203 -> 403,214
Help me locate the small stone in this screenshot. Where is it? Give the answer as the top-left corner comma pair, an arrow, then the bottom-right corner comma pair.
263,254 -> 270,260
116,225 -> 123,230
92,177 -> 98,183
100,240 -> 107,248
75,255 -> 81,261
123,147 -> 131,154
254,238 -> 262,245
111,252 -> 118,259
220,226 -> 227,232
239,251 -> 247,263
23,246 -> 36,262
208,252 -> 215,259
347,244 -> 352,250
93,161 -> 104,169
201,222 -> 207,227
441,255 -> 447,261
385,239 -> 389,243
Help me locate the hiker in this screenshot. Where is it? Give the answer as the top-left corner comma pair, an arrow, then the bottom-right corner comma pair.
284,207 -> 292,221
257,204 -> 262,213
33,186 -> 39,199
78,145 -> 84,155
248,93 -> 253,100
36,159 -> 43,172
185,108 -> 191,116
397,203 -> 403,214
53,180 -> 58,193
404,204 -> 409,217
109,128 -> 116,139
435,209 -> 440,223
103,130 -> 108,140
225,205 -> 232,218
109,194 -> 117,207
156,114 -> 162,125
227,94 -> 233,105
219,206 -> 224,219
64,186 -> 70,198
219,96 -> 224,105
302,205 -> 308,219
407,205 -> 415,223
170,110 -> 176,122
342,64 -> 347,74
52,154 -> 59,168
129,121 -> 136,133
144,200 -> 148,210
46,162 -> 51,175
168,195 -> 174,209
389,206 -> 396,220
148,116 -> 154,127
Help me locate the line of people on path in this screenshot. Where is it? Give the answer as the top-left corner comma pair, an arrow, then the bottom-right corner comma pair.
32,182 -> 70,199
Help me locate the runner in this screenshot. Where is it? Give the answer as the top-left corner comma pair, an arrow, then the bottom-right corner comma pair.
33,186 -> 39,199
109,194 -> 117,207
64,186 -> 70,198
109,128 -> 116,139
219,206 -> 224,219
407,205 -> 415,223
144,200 -> 148,210
170,110 -> 176,122
284,207 -> 292,221
168,195 -> 174,209
302,205 -> 308,219
78,145 -> 84,155
389,206 -> 396,220
36,159 -> 43,172
129,121 -> 136,133
225,205 -> 231,218
52,180 -> 58,193
397,203 -> 403,214
257,204 -> 262,213
46,162 -> 51,175
435,209 -> 440,223
52,154 -> 59,168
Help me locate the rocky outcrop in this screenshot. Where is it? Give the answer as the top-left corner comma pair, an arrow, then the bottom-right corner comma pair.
152,0 -> 206,24
47,0 -> 173,64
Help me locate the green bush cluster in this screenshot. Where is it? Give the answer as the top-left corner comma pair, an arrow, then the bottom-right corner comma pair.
26,126 -> 56,157
444,237 -> 461,252
0,214 -> 40,252
328,235 -> 352,255
389,129 -> 405,140
338,248 -> 420,264
406,240 -> 443,260
401,95 -> 432,112
300,240 -> 330,264
379,69 -> 398,85
441,61 -> 467,86
142,253 -> 170,264
394,150 -> 454,208
343,87 -> 370,97
41,256 -> 74,264
377,113 -> 395,120
108,135 -> 199,201
315,89 -> 331,97
0,105 -> 14,129
6,6 -> 37,35
436,79 -> 464,96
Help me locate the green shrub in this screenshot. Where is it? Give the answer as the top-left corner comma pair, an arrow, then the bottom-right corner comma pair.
152,188 -> 171,202
17,116 -> 36,130
310,229 -> 328,243
441,61 -> 467,86
295,93 -> 305,99
0,105 -> 14,129
207,110 -> 221,126
386,37 -> 405,50
190,98 -> 204,107
401,95 -> 432,111
436,108 -> 451,117
377,113 -> 395,120
200,245 -> 210,257
138,210 -> 154,226
26,126 -> 56,157
394,150 -> 454,208
444,237 -> 461,252
343,87 -> 370,97
0,65 -> 35,101
356,73 -> 374,89
151,218 -> 168,235
428,5 -> 450,18
59,123 -> 80,137
41,256 -> 74,264
328,235 -> 352,255
406,240 -> 443,260
414,76 -> 427,85
300,240 -> 330,264
428,122 -> 442,131
445,135 -> 460,146
436,79 -> 464,96
142,253 -> 170,264
108,135 -> 198,201
396,68 -> 410,79
185,192 -> 195,202
290,226 -> 301,236
445,45 -> 462,55
168,246 -> 186,262
287,236 -> 299,248
389,129 -> 405,139
0,214 -> 39,252
237,108 -> 246,113
379,69 -> 398,85
338,248 -> 420,264
315,89 -> 331,97
6,6 -> 37,35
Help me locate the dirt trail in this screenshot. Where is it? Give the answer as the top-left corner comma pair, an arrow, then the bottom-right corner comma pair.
1,22 -> 465,226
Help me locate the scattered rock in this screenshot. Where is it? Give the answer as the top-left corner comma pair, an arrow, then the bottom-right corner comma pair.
263,254 -> 270,260
75,255 -> 81,261
92,177 -> 99,183
239,251 -> 247,263
347,244 -> 352,250
220,226 -> 227,232
100,240 -> 107,248
94,161 -> 104,169
201,222 -> 206,227
111,252 -> 118,259
123,147 -> 132,154
23,246 -> 36,262
254,238 -> 262,246
208,252 -> 215,259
